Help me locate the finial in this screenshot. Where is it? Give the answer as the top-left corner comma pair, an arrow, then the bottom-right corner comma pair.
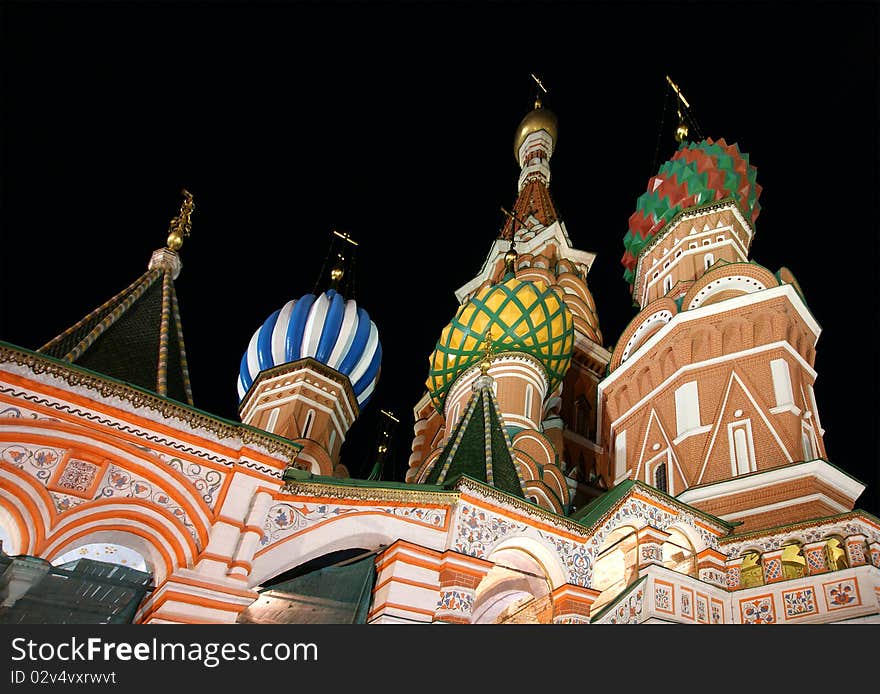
166,189 -> 194,252
500,206 -> 526,265
666,75 -> 700,143
675,109 -> 689,143
531,73 -> 548,110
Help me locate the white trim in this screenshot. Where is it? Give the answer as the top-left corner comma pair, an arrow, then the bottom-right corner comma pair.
769,404 -> 802,416
672,424 -> 712,445
676,459 -> 866,506
266,407 -> 279,434
601,283 -> 821,394
721,493 -> 850,521
454,221 -> 596,303
600,338 -> 817,448
727,419 -> 757,476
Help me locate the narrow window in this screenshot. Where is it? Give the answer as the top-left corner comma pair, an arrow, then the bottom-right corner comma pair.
801,425 -> 815,460
524,384 -> 533,419
734,427 -> 751,475
704,253 -> 714,270
328,429 -> 337,455
654,462 -> 668,493
302,409 -> 315,438
663,275 -> 673,293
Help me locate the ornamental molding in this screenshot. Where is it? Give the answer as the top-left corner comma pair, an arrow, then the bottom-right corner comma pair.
281,479 -> 458,507
721,512 -> 880,557
262,497 -> 450,546
0,345 -> 298,474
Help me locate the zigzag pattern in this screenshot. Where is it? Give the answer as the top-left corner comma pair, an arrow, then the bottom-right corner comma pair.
622,138 -> 762,286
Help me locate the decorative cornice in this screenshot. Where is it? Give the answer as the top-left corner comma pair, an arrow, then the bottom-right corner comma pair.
281,480 -> 458,506
451,475 -> 592,537
0,342 -> 302,465
718,509 -> 880,546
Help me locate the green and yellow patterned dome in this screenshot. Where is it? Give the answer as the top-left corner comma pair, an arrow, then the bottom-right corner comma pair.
427,276 -> 574,411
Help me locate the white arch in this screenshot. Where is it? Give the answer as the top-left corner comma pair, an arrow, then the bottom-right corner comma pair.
250,513 -> 446,587
488,535 -> 567,589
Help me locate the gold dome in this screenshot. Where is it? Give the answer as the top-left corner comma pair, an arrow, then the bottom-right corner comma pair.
514,104 -> 558,160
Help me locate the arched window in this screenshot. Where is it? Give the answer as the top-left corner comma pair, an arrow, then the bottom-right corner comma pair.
302,409 -> 315,438
53,543 -> 148,572
662,528 -> 697,577
663,275 -> 673,293
524,384 -> 533,419
592,526 -> 639,615
825,537 -> 848,570
781,542 -> 806,580
739,550 -> 764,588
654,462 -> 668,493
704,253 -> 715,270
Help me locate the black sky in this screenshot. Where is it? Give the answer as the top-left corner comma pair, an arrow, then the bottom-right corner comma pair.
2,2 -> 877,515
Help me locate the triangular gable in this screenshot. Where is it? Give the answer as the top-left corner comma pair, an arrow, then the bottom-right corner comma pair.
633,408 -> 688,494
696,369 -> 794,485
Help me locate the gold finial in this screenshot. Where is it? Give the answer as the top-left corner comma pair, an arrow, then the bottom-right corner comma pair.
666,76 -> 693,144
531,73 -> 548,109
480,329 -> 495,374
675,109 -> 689,143
166,189 -> 194,252
331,253 -> 345,283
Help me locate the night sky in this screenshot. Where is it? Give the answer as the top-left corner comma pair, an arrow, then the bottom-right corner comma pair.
2,2 -> 877,516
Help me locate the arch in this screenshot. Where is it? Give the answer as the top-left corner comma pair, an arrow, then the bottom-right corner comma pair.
40,498 -> 198,571
53,540 -> 150,572
591,524 -> 639,614
471,545 -> 553,624
662,527 -> 696,577
824,536 -> 848,571
739,549 -> 763,588
45,526 -> 171,585
250,512 -> 445,587
0,496 -> 29,555
781,541 -> 806,580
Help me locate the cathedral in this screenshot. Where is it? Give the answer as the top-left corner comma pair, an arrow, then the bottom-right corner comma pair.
1,86 -> 878,625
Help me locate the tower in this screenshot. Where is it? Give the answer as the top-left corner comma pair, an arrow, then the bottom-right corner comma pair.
600,138 -> 863,531
237,234 -> 382,477
36,190 -> 195,406
406,88 -> 611,513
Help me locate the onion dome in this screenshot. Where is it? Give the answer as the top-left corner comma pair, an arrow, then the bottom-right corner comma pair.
622,138 -> 762,286
427,276 -> 574,411
514,104 -> 558,159
237,288 -> 382,408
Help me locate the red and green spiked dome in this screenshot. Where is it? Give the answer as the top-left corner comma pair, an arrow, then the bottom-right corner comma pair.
426,276 -> 574,412
622,138 -> 762,286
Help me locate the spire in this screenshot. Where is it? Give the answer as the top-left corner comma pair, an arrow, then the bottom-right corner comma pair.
504,75 -> 559,240
37,190 -> 195,405
366,409 -> 399,481
425,350 -> 525,498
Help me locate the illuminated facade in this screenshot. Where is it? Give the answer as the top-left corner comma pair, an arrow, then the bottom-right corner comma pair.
1,97 -> 878,625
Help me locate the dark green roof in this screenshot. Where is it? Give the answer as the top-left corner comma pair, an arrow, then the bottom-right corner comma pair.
37,261 -> 193,405
426,377 -> 524,498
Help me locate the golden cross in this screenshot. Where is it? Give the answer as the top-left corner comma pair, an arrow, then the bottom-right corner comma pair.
531,73 -> 548,95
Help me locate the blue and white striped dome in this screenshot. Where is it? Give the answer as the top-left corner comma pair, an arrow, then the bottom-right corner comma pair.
238,289 -> 382,408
